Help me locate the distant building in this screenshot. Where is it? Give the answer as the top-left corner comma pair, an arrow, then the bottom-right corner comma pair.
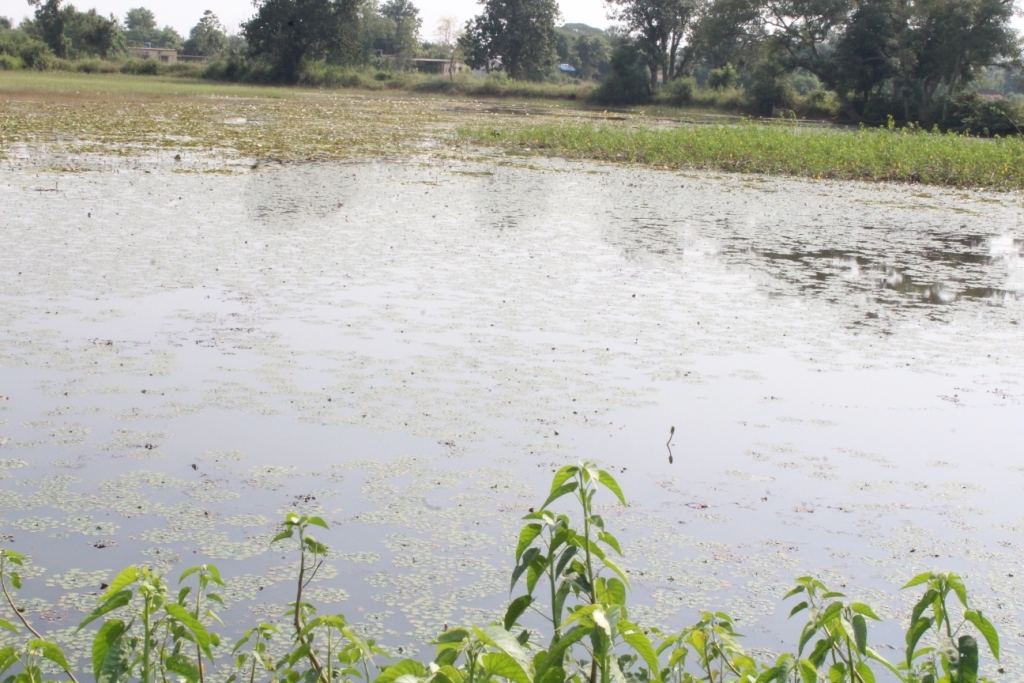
412,58 -> 467,76
128,47 -> 177,63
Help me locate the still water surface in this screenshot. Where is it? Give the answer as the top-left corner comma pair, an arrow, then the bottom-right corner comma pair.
1,158 -> 1022,674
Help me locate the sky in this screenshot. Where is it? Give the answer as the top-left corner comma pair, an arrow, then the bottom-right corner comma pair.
0,0 -> 1020,48
0,0 -> 614,41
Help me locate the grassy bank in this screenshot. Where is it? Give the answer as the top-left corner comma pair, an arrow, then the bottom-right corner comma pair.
460,122 -> 1024,189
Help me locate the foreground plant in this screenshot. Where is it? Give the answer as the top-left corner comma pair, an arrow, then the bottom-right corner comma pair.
0,463 -> 1005,683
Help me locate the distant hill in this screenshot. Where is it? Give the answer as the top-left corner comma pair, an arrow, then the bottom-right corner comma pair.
558,23 -> 606,36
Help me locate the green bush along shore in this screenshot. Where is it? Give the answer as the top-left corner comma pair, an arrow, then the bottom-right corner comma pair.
0,464 -> 1003,683
460,122 -> 1024,190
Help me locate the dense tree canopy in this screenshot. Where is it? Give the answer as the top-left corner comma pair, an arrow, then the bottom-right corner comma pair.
182,10 -> 227,56
122,6 -> 181,48
243,0 -> 360,83
460,0 -> 560,80
606,0 -> 699,86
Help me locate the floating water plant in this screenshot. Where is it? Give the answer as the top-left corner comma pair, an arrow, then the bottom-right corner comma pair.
0,464 -> 1002,683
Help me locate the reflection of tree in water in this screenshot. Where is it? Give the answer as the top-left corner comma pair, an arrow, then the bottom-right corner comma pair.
586,173 -> 1023,318
245,163 -> 357,231
466,168 -> 557,234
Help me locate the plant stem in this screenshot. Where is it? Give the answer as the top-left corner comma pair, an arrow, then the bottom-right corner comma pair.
294,530 -> 329,683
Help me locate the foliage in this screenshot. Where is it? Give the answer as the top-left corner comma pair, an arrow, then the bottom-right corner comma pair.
592,40 -> 652,105
20,0 -> 121,60
183,11 -> 227,57
122,7 -> 182,49
460,121 -> 1024,189
606,0 -> 699,88
0,464 -> 1007,683
460,0 -> 560,81
242,0 -> 361,84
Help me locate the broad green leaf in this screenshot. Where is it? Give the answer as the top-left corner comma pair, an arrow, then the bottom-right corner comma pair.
789,601 -> 809,618
536,665 -> 565,683
963,610 -> 999,660
515,524 -> 542,563
852,614 -> 867,655
902,573 -> 934,589
957,635 -> 979,683
849,603 -> 881,621
549,466 -> 578,494
475,626 -> 531,672
375,659 -> 428,683
91,620 -> 126,680
0,620 -> 16,634
79,589 -> 133,630
0,647 -> 17,676
854,662 -> 875,683
165,653 -> 201,683
97,629 -> 134,683
596,470 -> 626,505
542,482 -> 579,511
601,555 -> 631,589
99,567 -> 139,603
433,627 -> 469,646
305,516 -> 329,530
798,658 -> 817,683
27,641 -> 69,672
434,665 -> 464,683
947,575 -> 968,608
619,621 -> 660,674
598,578 -> 626,607
504,595 -> 533,631
482,651 -> 530,683
783,585 -> 806,600
509,547 -> 540,592
910,589 -> 938,627
543,626 -> 587,668
598,531 -> 622,556
164,603 -> 214,659
563,604 -> 602,627
905,617 -> 933,666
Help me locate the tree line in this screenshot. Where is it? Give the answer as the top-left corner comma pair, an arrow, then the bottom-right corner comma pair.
1,0 -> 1021,128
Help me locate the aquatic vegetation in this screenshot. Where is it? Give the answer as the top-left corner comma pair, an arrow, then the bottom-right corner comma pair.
459,123 -> 1024,190
0,466 -> 1003,683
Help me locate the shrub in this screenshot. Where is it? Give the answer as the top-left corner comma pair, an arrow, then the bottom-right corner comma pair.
74,57 -> 120,74
592,41 -> 651,106
121,58 -> 161,75
0,53 -> 22,70
946,90 -> 1024,136
657,77 -> 695,105
706,63 -> 737,91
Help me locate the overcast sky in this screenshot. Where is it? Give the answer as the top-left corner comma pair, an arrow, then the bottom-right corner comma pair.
0,0 -> 614,41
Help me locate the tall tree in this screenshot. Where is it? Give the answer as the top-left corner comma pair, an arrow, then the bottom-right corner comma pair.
243,0 -> 359,83
433,16 -> 465,79
27,0 -> 72,58
606,0 -> 700,87
123,7 -> 182,48
183,10 -> 227,56
460,0 -> 560,80
71,8 -> 120,57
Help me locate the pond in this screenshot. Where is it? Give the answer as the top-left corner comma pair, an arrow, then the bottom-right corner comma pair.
1,156 -> 1022,677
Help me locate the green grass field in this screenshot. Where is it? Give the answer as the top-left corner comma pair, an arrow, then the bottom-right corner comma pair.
460,122 -> 1024,189
3,71 -> 1022,189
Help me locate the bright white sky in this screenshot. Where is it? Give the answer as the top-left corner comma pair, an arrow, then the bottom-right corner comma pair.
0,0 -> 614,41
0,0 -> 1020,52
